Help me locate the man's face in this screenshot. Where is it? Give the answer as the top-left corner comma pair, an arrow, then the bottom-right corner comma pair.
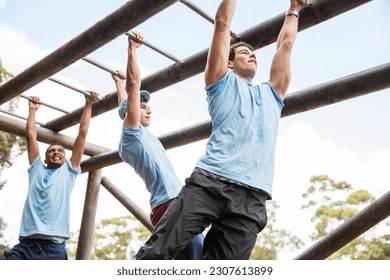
229,46 -> 257,79
45,144 -> 66,169
140,102 -> 151,127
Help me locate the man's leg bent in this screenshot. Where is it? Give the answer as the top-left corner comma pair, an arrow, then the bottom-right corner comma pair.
135,173 -> 221,259
203,186 -> 268,260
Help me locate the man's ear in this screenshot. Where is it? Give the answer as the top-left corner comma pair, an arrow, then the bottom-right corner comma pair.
44,159 -> 47,164
227,60 -> 233,69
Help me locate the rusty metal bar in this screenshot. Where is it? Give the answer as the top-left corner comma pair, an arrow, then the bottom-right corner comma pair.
160,63 -> 390,148
0,108 -> 46,126
101,177 -> 154,232
282,63 -> 390,117
82,57 -> 124,79
43,0 -> 373,132
81,149 -> 122,173
179,0 -> 240,40
0,115 -> 109,156
79,63 -> 390,173
19,94 -> 70,114
81,151 -> 120,174
158,120 -> 211,150
125,31 -> 183,63
294,190 -> 390,260
0,0 -> 180,105
76,169 -> 102,260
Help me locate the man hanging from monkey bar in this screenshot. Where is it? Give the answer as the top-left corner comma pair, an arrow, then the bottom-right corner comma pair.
4,91 -> 99,260
112,31 -> 204,260
134,0 -> 311,260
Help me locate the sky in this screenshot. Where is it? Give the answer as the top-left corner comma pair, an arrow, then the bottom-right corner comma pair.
0,0 -> 389,261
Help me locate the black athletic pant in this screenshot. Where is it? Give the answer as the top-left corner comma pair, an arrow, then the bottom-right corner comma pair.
135,171 -> 268,260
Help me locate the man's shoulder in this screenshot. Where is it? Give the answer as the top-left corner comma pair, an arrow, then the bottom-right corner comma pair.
63,160 -> 81,175
28,155 -> 44,171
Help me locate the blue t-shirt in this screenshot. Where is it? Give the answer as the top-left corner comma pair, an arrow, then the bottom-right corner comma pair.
19,156 -> 80,239
196,70 -> 284,196
118,124 -> 182,209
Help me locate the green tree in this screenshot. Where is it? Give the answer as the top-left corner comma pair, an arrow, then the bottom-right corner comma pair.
0,219 -> 8,260
0,60 -> 26,190
250,200 -> 304,259
0,60 -> 27,257
67,216 -> 149,260
302,175 -> 390,260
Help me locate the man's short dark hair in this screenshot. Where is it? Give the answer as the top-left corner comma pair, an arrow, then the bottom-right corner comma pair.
45,143 -> 65,159
229,42 -> 254,61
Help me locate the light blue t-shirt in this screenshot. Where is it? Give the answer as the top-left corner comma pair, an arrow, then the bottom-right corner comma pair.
196,70 -> 284,196
19,156 -> 80,239
118,125 -> 182,209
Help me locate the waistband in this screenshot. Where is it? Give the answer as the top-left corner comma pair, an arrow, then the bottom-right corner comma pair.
193,167 -> 271,199
19,238 -> 59,245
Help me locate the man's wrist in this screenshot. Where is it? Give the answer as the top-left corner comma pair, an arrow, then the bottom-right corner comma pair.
285,10 -> 300,18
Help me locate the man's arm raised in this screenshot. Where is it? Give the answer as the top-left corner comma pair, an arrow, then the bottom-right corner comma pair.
69,92 -> 99,170
205,0 -> 237,87
268,0 -> 307,99
26,96 -> 41,165
123,32 -> 143,129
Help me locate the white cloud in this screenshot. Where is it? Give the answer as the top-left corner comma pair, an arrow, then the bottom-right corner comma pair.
0,25 -> 51,74
0,0 -> 5,15
362,150 -> 390,196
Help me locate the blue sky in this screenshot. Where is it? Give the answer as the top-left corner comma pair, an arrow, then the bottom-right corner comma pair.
0,0 -> 389,260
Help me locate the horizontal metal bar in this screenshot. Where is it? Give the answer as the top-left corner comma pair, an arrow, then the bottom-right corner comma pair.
0,114 -> 110,157
19,94 -> 70,114
0,108 -> 46,126
82,57 -> 125,79
48,77 -> 91,97
180,0 -> 240,40
0,0 -> 180,105
125,31 -> 183,63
